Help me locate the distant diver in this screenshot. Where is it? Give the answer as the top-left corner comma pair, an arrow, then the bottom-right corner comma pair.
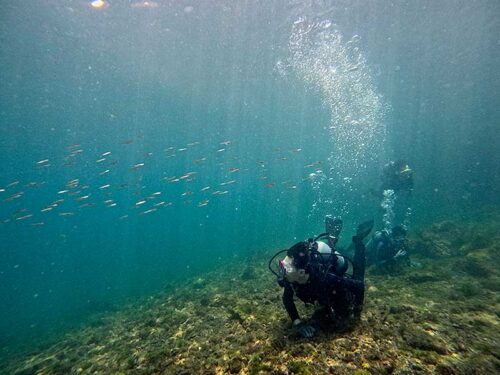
380,160 -> 414,195
269,216 -> 374,338
365,224 -> 410,273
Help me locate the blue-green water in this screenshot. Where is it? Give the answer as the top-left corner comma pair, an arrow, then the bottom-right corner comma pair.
0,0 -> 498,358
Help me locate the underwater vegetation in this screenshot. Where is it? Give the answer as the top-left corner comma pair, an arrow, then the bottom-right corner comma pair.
1,209 -> 499,375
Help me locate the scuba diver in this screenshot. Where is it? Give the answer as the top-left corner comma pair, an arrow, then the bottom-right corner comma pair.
366,225 -> 410,272
269,216 -> 374,338
380,160 -> 414,195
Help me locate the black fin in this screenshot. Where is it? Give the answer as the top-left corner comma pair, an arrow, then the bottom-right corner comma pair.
356,219 -> 374,240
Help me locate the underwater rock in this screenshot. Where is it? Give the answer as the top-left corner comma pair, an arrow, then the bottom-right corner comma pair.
401,325 -> 449,354
458,249 -> 498,278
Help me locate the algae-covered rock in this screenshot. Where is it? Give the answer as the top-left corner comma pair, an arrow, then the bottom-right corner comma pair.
459,249 -> 497,278
401,325 -> 449,354
288,360 -> 311,375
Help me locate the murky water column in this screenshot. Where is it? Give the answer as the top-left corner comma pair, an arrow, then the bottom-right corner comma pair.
283,18 -> 388,217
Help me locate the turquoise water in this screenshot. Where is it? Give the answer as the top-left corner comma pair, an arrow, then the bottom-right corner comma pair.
0,0 -> 498,357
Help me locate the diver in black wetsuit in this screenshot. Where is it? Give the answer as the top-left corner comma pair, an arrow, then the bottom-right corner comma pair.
366,225 -> 410,272
380,160 -> 414,195
271,217 -> 374,338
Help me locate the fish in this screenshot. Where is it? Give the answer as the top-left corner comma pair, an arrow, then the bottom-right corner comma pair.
41,207 -> 53,212
228,168 -> 240,173
220,140 -> 231,145
198,200 -> 209,207
5,192 -> 23,201
132,163 -> 145,169
135,200 -> 146,206
59,212 -> 74,217
101,151 -> 111,156
178,148 -> 188,152
57,190 -> 69,194
99,170 -> 110,175
140,208 -> 157,215
220,180 -> 236,186
76,195 -> 90,201
6,181 -> 19,188
36,159 -> 49,165
216,148 -> 226,152
16,214 -> 33,221
96,158 -> 106,163
179,172 -> 196,180
200,186 -> 211,191
187,141 -> 200,147
99,184 -> 110,189
212,190 -> 228,195
193,158 -> 207,163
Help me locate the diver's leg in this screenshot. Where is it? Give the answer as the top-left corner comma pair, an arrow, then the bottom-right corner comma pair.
352,237 -> 366,282
350,220 -> 373,317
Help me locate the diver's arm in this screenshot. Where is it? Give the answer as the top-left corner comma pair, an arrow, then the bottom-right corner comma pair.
282,282 -> 300,322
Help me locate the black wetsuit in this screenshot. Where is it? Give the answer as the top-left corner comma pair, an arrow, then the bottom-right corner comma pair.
366,230 -> 409,269
282,237 -> 366,321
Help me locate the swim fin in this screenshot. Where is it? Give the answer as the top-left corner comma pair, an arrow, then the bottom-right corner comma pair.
356,219 -> 374,240
325,216 -> 343,237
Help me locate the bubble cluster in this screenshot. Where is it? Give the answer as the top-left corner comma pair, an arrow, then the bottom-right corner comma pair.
283,18 -> 388,215
381,189 -> 395,232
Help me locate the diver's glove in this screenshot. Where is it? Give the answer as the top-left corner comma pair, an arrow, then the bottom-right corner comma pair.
394,249 -> 407,259
293,319 -> 316,338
